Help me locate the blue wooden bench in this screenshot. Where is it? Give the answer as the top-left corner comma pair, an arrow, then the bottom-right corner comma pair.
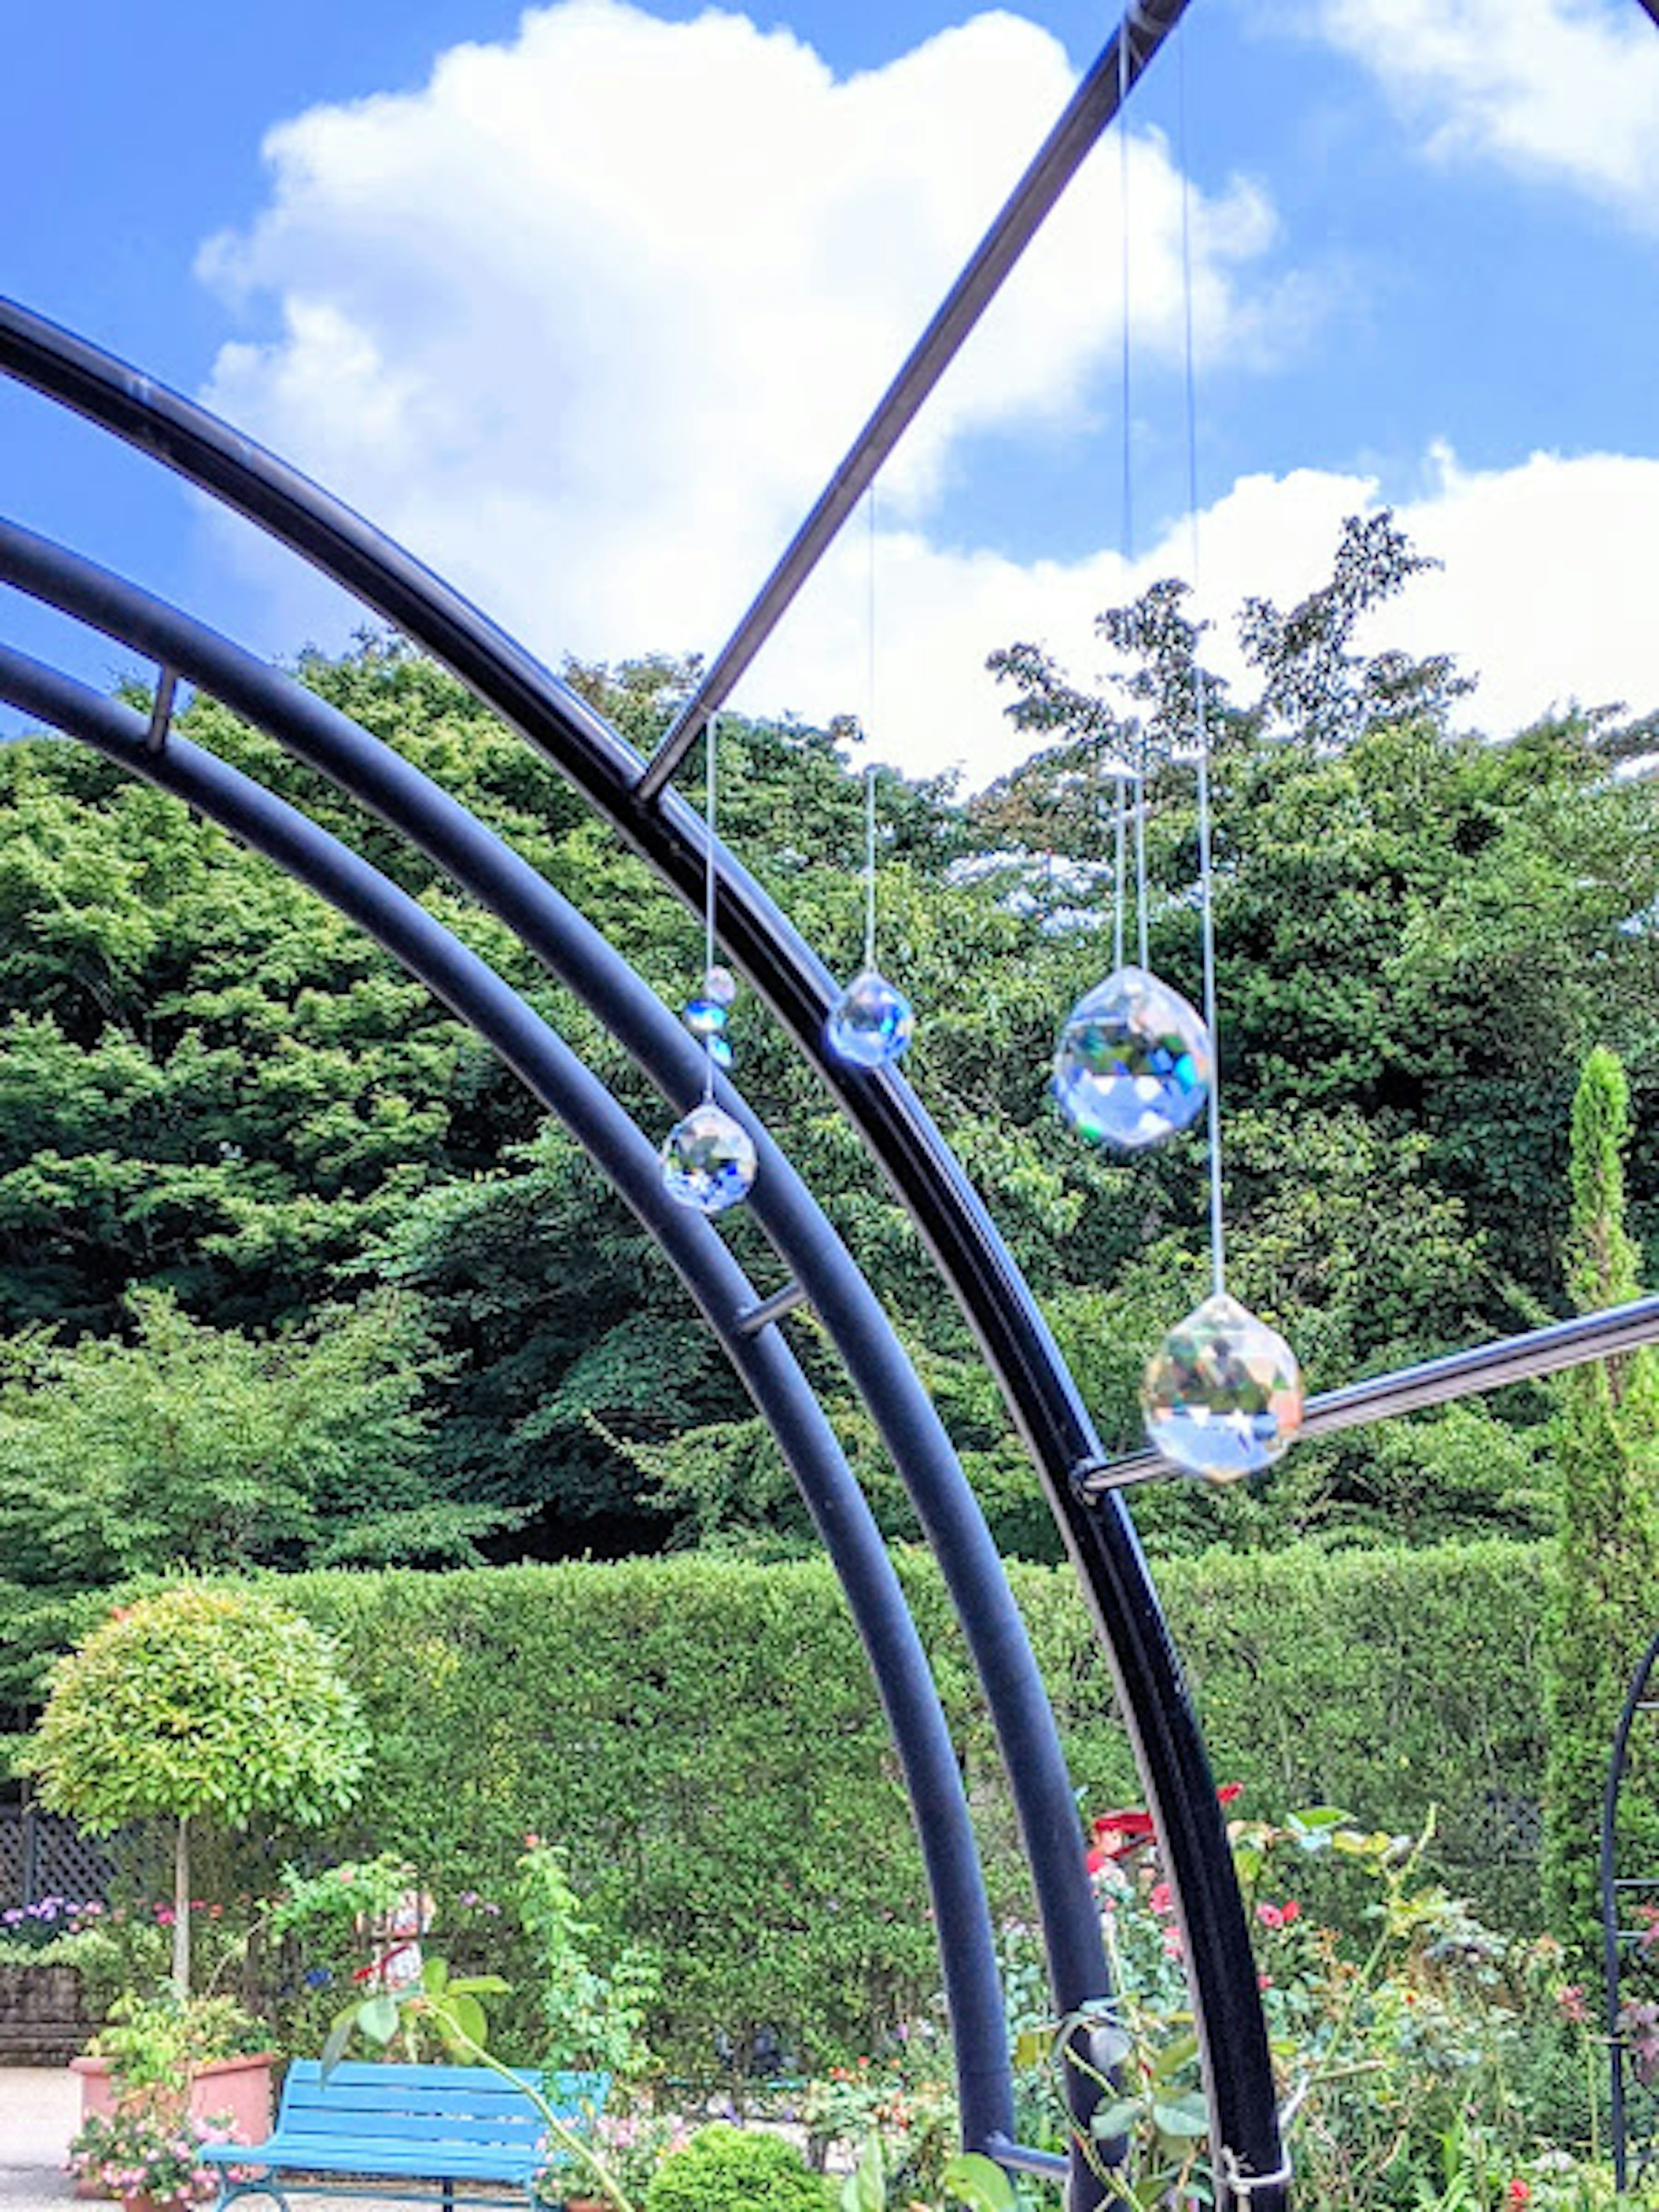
199,2059 -> 610,2212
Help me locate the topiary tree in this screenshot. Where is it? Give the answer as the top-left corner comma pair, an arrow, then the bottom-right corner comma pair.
643,2124 -> 829,2212
1542,1046 -> 1659,1964
29,1583 -> 369,1995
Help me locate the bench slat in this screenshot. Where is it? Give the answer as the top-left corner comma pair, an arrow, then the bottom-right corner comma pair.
203,2144 -> 541,2179
273,2106 -> 546,2141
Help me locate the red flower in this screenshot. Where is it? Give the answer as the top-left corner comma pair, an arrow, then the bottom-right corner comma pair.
1507,2182 -> 1531,2207
1280,1899 -> 1300,1926
1216,1783 -> 1244,1806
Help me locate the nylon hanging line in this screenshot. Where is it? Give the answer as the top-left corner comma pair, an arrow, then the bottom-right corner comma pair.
1117,16 -> 1149,975
1111,773 -> 1128,975
865,486 -> 879,975
1177,19 -> 1227,1302
704,712 -> 719,1101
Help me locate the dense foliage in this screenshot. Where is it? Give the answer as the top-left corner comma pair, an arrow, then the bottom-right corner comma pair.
0,517 -> 1654,1671
10,1545 -> 1532,2073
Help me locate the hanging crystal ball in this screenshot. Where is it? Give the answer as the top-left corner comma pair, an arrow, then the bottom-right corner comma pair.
1142,1292 -> 1303,1484
683,997 -> 728,1039
701,965 -> 738,1008
826,969 -> 914,1068
1053,965 -> 1211,1150
661,1103 -> 756,1215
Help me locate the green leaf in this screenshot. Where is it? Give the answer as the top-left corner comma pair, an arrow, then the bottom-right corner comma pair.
1150,2032 -> 1199,2083
359,1994 -> 400,2045
941,2152 -> 1019,2211
422,1957 -> 449,1996
320,2008 -> 357,2079
1152,2094 -> 1211,2140
1091,2099 -> 1146,2140
442,1992 -> 487,2055
840,2133 -> 885,2212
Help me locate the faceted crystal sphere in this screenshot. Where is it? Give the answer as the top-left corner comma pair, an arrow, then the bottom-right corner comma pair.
683,996 -> 728,1038
661,1103 -> 757,1215
701,965 -> 739,1008
1142,1292 -> 1303,1484
1053,965 -> 1211,1151
826,969 -> 914,1068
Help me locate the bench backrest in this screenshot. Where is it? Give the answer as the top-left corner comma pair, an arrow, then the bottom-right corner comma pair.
277,2061 -> 610,2151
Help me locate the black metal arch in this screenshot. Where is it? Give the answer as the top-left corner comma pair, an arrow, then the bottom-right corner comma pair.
0,537 -> 1115,2187
0,296 -> 1283,2207
1602,1627 -> 1659,2190
0,633 -> 1032,2169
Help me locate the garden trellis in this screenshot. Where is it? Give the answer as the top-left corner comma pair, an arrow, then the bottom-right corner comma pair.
4,1 -> 1659,2203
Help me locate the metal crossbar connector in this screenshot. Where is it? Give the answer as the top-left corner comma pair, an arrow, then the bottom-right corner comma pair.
146,664 -> 178,754
736,1280 -> 810,1335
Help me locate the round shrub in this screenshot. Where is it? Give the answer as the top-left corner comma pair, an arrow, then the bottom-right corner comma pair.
643,2123 -> 828,2212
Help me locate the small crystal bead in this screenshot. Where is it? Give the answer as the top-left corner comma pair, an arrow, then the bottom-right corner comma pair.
660,1103 -> 757,1215
826,969 -> 914,1068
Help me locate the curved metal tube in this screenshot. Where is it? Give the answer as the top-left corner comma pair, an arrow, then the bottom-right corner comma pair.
1602,1626 -> 1659,2190
0,510 -> 1117,2197
0,638 -> 1015,2155
0,303 -> 1279,2203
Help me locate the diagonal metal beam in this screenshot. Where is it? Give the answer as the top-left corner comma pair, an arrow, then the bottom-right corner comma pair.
636,0 -> 1193,802
1076,1294 -> 1659,1498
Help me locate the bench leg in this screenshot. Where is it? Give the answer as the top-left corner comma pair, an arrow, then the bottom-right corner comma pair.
215,2175 -> 293,2212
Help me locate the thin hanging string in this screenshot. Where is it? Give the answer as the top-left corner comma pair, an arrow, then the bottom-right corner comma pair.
1118,19 -> 1150,976
703,712 -> 718,1102
1111,775 -> 1128,974
1178,21 -> 1227,1303
864,487 -> 879,975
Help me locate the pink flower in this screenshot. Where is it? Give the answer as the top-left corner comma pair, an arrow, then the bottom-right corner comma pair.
1149,1882 -> 1174,1917
1256,1903 -> 1284,1931
1161,1926 -> 1184,1959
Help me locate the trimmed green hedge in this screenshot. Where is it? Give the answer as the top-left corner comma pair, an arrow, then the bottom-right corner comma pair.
245,1539 -> 1547,2073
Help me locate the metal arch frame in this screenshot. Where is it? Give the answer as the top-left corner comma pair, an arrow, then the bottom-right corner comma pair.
1602,1627 -> 1659,2190
0,634 -> 1033,2173
0,304 -> 1282,2199
0,541 -> 1113,2187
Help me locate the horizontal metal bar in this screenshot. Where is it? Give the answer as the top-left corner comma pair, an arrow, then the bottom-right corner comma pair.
981,2133 -> 1071,2180
637,0 -> 1192,802
736,1279 -> 810,1336
1078,1295 -> 1659,1497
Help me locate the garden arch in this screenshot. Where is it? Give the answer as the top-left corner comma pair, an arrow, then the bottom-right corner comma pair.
5,3 -> 1659,2202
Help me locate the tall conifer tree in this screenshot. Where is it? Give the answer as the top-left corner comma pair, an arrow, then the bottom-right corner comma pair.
1543,1047 -> 1659,1962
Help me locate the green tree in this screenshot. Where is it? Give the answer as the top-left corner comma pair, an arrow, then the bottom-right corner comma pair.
1541,1047 -> 1659,1961
30,1584 -> 368,1994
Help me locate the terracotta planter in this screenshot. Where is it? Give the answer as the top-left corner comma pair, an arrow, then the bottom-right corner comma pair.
73,2053 -> 277,2193
73,2050 -> 276,2138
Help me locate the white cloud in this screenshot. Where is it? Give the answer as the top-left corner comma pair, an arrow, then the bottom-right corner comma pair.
189,0 -> 1659,796
196,0 -> 1290,676
1301,0 -> 1659,233
758,445 -> 1659,785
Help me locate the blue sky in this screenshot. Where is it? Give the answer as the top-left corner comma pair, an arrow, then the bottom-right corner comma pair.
4,0 -> 1656,779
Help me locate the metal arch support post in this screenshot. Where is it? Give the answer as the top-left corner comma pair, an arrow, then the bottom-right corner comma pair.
0,639 -> 1017,2163
1602,1627 -> 1659,2191
0,310 -> 1275,2201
